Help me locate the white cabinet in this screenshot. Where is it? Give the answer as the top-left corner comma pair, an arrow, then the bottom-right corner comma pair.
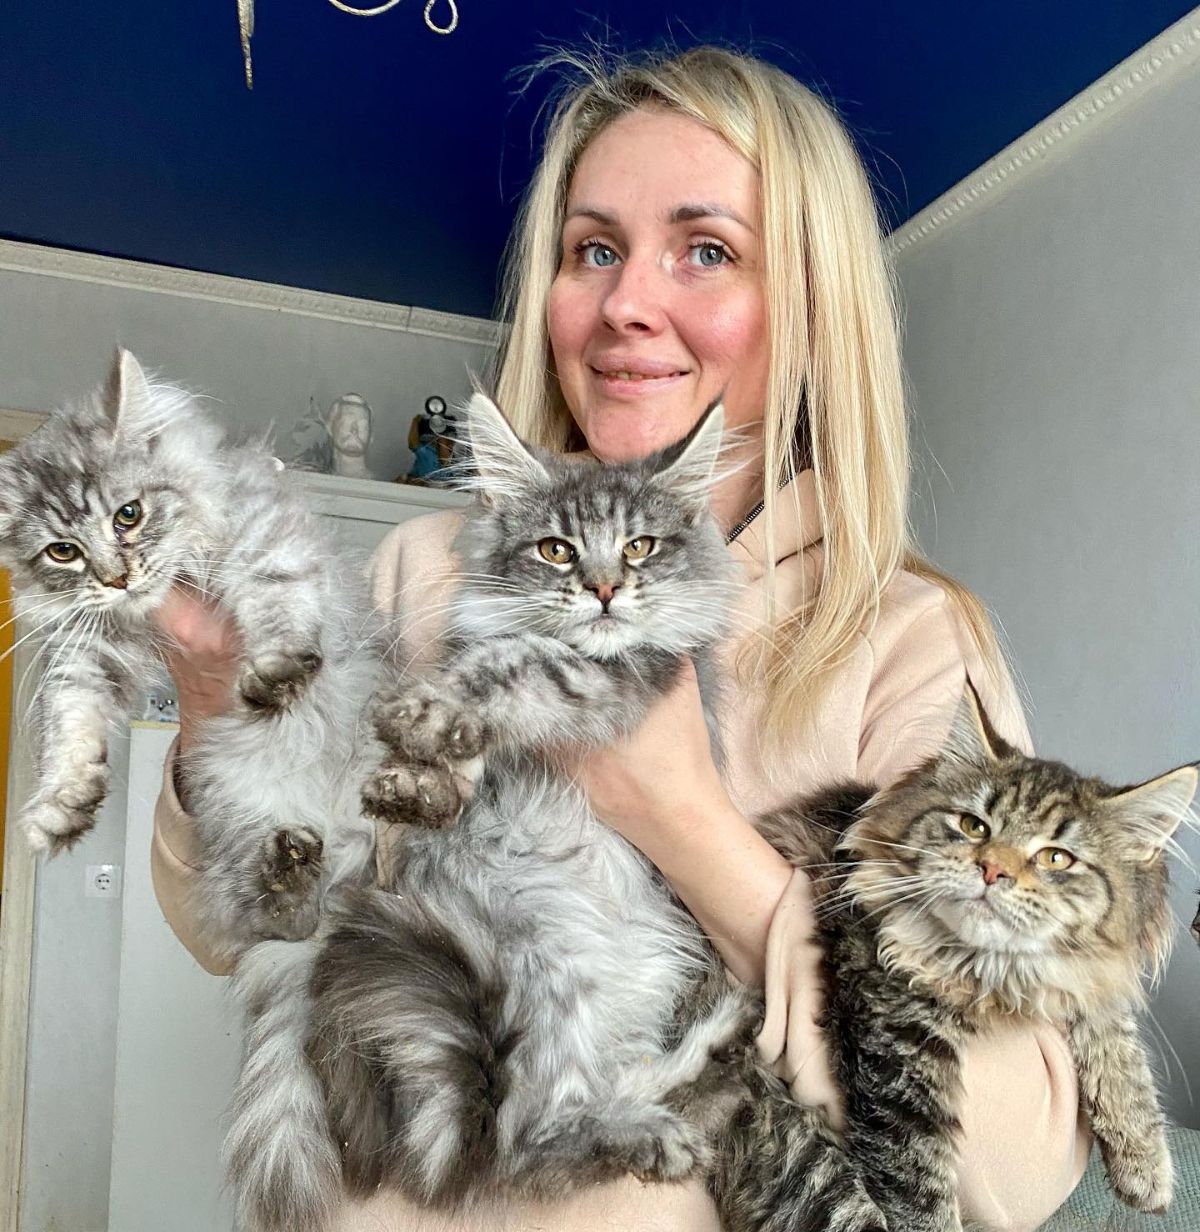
299,471 -> 466,553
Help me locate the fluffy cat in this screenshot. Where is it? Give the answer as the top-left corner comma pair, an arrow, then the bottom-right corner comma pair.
0,349 -> 383,957
757,691 -> 1196,1231
229,396 -> 885,1232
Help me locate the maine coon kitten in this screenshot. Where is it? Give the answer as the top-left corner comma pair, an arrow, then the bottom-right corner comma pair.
228,395 -> 887,1232
757,691 -> 1196,1232
0,349 -> 383,957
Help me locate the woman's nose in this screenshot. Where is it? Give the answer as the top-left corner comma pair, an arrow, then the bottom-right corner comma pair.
600,253 -> 667,334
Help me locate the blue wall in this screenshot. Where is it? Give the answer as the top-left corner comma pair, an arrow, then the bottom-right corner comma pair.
1,1 -> 1192,317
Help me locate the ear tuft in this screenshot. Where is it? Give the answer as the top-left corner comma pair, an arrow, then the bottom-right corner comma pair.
652,400 -> 725,509
942,683 -> 1007,767
462,393 -> 549,502
1108,763 -> 1198,862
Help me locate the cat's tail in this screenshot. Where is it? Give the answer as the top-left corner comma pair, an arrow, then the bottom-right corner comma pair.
711,1055 -> 888,1232
306,886 -> 517,1207
226,939 -> 342,1232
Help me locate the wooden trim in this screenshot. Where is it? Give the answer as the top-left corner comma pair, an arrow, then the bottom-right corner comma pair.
0,409 -> 46,444
0,639 -> 39,1232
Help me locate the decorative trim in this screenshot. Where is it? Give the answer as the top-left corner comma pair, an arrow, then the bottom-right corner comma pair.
0,239 -> 503,348
888,10 -> 1200,257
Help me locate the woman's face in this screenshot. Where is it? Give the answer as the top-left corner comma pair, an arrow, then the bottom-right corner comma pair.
548,107 -> 769,463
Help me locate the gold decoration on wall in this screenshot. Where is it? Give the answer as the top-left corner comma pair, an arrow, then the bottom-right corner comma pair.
236,0 -> 460,89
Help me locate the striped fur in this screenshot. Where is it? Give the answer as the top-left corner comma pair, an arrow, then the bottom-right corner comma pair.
758,691 -> 1196,1229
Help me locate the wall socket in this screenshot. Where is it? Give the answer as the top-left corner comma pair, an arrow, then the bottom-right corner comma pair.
85,863 -> 122,899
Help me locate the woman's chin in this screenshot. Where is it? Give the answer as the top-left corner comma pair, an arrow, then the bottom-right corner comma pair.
579,406 -> 700,463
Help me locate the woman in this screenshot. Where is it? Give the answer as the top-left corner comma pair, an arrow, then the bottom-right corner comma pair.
153,46 -> 1089,1231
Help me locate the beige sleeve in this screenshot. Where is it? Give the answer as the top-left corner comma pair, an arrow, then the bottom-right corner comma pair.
150,737 -> 235,977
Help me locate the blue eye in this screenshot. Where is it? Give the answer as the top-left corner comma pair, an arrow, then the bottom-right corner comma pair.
690,242 -> 729,267
579,242 -> 619,268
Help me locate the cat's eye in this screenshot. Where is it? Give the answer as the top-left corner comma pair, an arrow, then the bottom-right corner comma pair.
44,542 -> 81,564
113,501 -> 143,530
622,537 -> 656,561
537,538 -> 577,565
1034,847 -> 1076,871
959,814 -> 991,841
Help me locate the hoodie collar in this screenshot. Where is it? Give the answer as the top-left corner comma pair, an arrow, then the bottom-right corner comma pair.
726,468 -> 822,581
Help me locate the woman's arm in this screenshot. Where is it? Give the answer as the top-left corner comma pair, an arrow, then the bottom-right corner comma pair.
147,588 -> 244,973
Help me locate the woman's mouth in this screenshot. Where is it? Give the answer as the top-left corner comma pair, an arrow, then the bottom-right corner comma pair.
589,365 -> 689,396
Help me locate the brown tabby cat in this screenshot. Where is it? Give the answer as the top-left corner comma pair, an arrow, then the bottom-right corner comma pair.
752,689 -> 1196,1232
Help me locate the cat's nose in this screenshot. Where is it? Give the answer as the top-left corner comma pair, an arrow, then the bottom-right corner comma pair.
586,581 -> 621,610
979,859 -> 1014,886
102,573 -> 129,590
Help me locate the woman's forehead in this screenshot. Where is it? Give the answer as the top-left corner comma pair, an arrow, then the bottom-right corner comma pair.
566,108 -> 759,225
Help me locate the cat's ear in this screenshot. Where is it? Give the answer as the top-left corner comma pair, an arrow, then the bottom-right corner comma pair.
1106,763 -> 1197,862
463,392 -> 548,502
942,683 -> 1006,767
653,400 -> 725,510
103,348 -> 158,441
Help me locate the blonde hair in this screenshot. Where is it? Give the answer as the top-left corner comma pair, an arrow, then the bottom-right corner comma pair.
494,44 -> 1001,736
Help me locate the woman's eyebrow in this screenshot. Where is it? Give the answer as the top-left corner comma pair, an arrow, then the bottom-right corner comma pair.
564,205 -> 618,226
669,202 -> 754,230
564,203 -> 755,230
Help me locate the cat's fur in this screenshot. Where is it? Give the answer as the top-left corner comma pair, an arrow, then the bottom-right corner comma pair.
757,692 -> 1196,1231
229,396 -> 887,1232
0,349 -> 383,958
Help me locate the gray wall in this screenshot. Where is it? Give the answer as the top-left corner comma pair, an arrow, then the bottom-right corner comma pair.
896,51 -> 1200,1124
0,243 -> 498,477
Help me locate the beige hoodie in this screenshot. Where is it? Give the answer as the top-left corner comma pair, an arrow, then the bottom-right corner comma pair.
152,471 -> 1090,1231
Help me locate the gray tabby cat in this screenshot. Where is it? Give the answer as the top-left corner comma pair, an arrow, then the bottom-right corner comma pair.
0,349 -> 382,958
230,395 -> 886,1232
757,691 -> 1196,1231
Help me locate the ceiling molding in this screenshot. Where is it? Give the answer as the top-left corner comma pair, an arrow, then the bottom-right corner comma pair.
0,239 -> 503,349
888,9 -> 1200,258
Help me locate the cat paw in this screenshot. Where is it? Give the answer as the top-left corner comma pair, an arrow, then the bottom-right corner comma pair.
22,760 -> 110,855
373,686 -> 488,762
361,759 -> 474,829
254,828 -> 324,941
239,646 -> 323,712
615,1109 -> 711,1183
1106,1136 -> 1174,1214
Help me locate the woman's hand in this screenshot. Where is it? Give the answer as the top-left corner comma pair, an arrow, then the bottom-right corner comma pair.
153,587 -> 243,754
575,661 -> 727,848
572,661 -> 794,986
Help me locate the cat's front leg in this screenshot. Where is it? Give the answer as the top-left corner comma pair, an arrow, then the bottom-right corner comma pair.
1069,1011 -> 1173,1214
21,658 -> 127,854
373,634 -> 676,763
215,540 -> 329,713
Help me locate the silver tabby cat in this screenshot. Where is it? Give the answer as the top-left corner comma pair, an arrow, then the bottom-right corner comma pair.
758,691 -> 1196,1231
228,396 -> 883,1232
0,349 -> 383,957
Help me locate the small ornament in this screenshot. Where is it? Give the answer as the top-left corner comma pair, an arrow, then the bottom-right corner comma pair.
404,395 -> 462,483
328,394 -> 374,480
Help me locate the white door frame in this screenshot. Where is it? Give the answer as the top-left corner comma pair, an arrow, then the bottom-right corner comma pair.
0,406 -> 46,1232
